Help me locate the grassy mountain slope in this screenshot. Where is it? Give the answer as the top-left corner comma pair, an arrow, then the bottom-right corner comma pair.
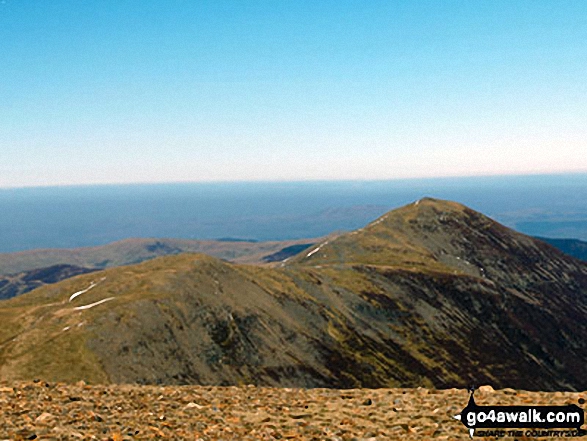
0,199 -> 585,391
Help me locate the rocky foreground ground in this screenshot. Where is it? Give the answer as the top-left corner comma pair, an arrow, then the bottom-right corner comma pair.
0,382 -> 585,440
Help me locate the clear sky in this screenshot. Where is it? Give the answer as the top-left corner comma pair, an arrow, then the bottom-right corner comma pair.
1,0 -> 586,188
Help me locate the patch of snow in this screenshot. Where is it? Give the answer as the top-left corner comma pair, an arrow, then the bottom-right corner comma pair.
68,277 -> 106,302
306,240 -> 329,258
306,247 -> 321,257
73,297 -> 115,311
62,326 -> 70,332
69,282 -> 97,302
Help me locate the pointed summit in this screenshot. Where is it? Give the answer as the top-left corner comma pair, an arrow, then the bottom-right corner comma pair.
291,198 -> 579,285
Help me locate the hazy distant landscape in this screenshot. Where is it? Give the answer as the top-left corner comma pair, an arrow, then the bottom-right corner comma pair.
1,173 -> 586,253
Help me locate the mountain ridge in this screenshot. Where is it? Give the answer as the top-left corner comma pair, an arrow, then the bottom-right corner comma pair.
0,199 -> 585,391
0,237 -> 322,276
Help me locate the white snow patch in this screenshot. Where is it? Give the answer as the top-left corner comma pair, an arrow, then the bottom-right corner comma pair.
68,277 -> 106,302
62,326 -> 70,332
306,240 -> 329,258
73,297 -> 115,311
306,247 -> 321,257
69,283 -> 96,302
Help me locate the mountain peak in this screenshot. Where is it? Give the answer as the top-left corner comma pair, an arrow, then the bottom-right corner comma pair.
290,199 -> 577,282
288,199 -> 481,271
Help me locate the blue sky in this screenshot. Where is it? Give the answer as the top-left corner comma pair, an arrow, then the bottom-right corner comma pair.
1,0 -> 586,188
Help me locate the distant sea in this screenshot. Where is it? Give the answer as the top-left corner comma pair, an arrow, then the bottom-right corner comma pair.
0,174 -> 586,253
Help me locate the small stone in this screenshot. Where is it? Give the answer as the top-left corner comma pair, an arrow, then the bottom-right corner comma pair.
185,402 -> 204,409
362,398 -> 372,406
290,413 -> 312,420
477,385 -> 494,393
34,412 -> 54,424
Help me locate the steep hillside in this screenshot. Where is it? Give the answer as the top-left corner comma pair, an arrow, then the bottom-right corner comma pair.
0,199 -> 585,391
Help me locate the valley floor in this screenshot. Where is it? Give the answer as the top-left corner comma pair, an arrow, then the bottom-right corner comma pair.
0,382 -> 584,440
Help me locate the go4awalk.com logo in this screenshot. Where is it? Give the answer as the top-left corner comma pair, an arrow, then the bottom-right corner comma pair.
454,387 -> 586,438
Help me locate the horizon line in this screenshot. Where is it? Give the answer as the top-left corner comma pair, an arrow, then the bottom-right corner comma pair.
1,170 -> 586,191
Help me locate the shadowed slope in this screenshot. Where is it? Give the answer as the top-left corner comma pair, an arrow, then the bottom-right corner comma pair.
0,264 -> 98,300
537,236 -> 587,262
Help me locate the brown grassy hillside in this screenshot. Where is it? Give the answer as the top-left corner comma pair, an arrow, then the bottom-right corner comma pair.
0,199 -> 585,391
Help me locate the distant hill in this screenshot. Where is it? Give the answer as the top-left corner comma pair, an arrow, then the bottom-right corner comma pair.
0,199 -> 585,391
0,237 -> 322,277
0,239 -> 320,300
535,236 -> 587,262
